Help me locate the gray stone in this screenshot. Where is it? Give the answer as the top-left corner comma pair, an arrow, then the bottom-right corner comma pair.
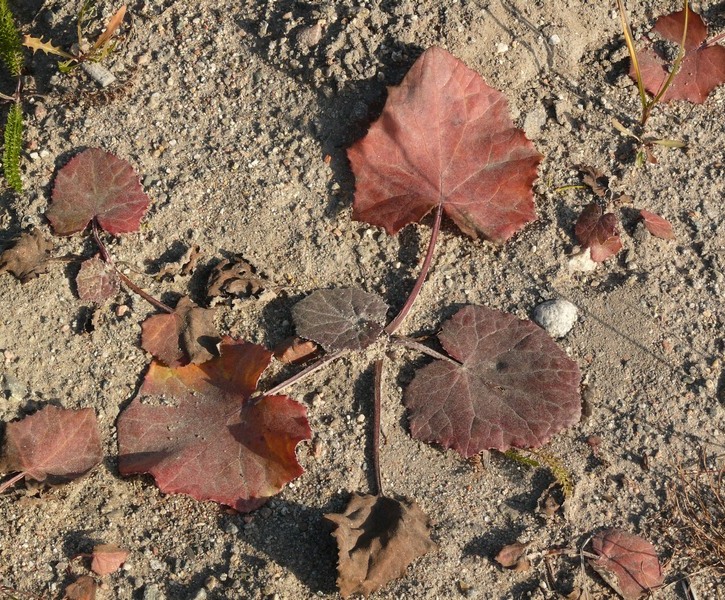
533,299 -> 578,338
142,584 -> 165,600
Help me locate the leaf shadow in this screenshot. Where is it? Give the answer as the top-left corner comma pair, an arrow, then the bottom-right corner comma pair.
161,549 -> 233,600
234,4 -> 425,220
462,524 -> 526,561
220,498 -> 342,595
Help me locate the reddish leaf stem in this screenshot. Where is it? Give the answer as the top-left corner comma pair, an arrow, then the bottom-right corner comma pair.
391,335 -> 462,366
263,350 -> 345,397
384,203 -> 443,335
372,358 -> 384,497
0,471 -> 25,495
706,31 -> 725,47
92,221 -> 173,314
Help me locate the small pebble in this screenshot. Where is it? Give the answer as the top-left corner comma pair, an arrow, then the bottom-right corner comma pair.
495,42 -> 509,54
549,34 -> 561,45
533,299 -> 579,338
296,22 -> 323,50
568,247 -> 598,272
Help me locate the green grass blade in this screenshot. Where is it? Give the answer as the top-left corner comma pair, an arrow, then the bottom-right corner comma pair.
3,101 -> 23,192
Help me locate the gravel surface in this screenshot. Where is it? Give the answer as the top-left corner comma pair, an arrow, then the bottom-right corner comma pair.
1,1 -> 724,598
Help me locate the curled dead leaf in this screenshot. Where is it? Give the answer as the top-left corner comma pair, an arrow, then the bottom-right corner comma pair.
0,228 -> 54,283
90,543 -> 130,576
63,575 -> 97,600
140,296 -> 219,367
495,542 -> 530,572
326,493 -> 436,598
206,255 -> 270,299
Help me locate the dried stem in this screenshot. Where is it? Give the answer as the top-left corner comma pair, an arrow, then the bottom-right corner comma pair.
372,358 -> 384,496
616,0 -> 648,120
0,471 -> 26,495
92,221 -> 173,313
263,351 -> 345,397
706,31 -> 725,47
384,203 -> 443,335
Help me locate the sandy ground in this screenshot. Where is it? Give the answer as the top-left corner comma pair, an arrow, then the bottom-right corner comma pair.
1,0 -> 724,598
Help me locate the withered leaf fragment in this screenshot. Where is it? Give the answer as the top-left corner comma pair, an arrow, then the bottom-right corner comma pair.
495,542 -> 530,572
273,337 -> 319,365
90,543 -> 130,576
640,210 -> 675,240
576,164 -> 609,198
63,575 -> 97,600
326,493 -> 436,598
141,296 -> 218,367
207,255 -> 270,299
589,528 -> 664,599
0,228 -> 54,283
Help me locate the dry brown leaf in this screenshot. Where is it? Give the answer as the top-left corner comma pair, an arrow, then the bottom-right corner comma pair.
141,296 -> 218,366
153,244 -> 201,281
207,256 -> 270,299
89,5 -> 127,53
326,493 -> 436,598
273,337 -> 319,364
90,543 -> 130,576
0,229 -> 54,283
494,541 -> 530,571
576,164 -> 609,198
63,576 -> 97,600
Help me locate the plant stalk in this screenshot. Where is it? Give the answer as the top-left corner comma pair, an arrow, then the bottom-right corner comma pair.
391,335 -> 462,366
372,358 -> 384,497
92,221 -> 174,313
616,0 -> 649,121
0,471 -> 25,495
644,0 -> 689,123
263,350 -> 344,396
384,203 -> 443,335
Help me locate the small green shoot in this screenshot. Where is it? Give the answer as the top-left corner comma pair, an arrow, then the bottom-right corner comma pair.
3,101 -> 23,192
505,448 -> 574,497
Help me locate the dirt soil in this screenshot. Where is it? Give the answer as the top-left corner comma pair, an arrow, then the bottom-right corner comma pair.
1,0 -> 725,598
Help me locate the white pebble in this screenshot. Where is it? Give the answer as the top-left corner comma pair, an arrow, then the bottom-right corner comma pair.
495,43 -> 509,54
533,299 -> 579,338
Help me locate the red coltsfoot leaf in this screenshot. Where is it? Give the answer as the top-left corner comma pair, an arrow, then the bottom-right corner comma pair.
117,338 -> 312,512
640,209 -> 675,240
140,296 -> 219,367
589,529 -> 664,599
634,7 -> 725,103
292,288 -> 389,352
349,46 -> 542,242
575,203 -> 622,262
90,544 -> 130,576
76,256 -> 120,303
0,406 -> 102,485
326,493 -> 436,598
47,148 -> 150,236
404,305 -> 581,457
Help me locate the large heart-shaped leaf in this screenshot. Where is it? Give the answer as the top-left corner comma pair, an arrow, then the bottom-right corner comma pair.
635,8 -> 725,103
117,338 -> 311,512
404,305 -> 581,456
292,288 -> 388,352
349,46 -> 542,242
47,148 -> 150,236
